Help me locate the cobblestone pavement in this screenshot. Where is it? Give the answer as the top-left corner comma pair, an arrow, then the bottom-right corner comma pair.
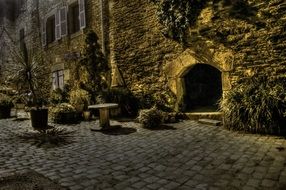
0,118 -> 286,190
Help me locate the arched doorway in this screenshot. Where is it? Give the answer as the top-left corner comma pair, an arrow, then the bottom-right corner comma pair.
183,64 -> 222,112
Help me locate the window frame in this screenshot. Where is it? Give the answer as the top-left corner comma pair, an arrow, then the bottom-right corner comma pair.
41,0 -> 86,46
46,14 -> 56,44
52,70 -> 65,90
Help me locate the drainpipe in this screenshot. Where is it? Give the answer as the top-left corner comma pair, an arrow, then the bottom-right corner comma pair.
100,0 -> 106,56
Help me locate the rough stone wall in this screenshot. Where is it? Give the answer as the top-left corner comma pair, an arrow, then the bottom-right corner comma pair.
0,20 -> 15,82
109,0 -> 286,110
189,0 -> 286,84
109,0 -> 184,107
1,0 -> 104,89
38,0 -> 103,80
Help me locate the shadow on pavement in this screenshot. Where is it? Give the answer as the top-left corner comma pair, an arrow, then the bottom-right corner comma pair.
91,125 -> 137,136
148,125 -> 177,131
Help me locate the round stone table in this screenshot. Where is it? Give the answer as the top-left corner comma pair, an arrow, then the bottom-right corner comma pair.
88,103 -> 118,129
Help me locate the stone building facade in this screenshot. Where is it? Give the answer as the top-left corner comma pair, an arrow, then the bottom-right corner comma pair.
108,0 -> 286,111
1,0 -> 286,112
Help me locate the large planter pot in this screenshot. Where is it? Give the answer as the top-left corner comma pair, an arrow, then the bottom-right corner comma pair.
30,108 -> 48,130
0,106 -> 11,119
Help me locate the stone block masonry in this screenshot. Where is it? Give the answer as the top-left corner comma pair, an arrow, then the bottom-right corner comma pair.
109,0 -> 286,110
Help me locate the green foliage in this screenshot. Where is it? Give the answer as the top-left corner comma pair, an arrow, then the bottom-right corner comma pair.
7,42 -> 49,107
161,112 -> 180,123
49,84 -> 70,104
136,90 -> 176,111
220,74 -> 286,135
137,107 -> 163,128
69,88 -> 90,112
104,88 -> 139,117
151,0 -> 208,43
0,93 -> 13,108
49,103 -> 78,124
71,30 -> 109,105
49,89 -> 64,104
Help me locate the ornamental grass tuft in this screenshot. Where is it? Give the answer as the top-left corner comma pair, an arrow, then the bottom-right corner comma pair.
220,74 -> 286,135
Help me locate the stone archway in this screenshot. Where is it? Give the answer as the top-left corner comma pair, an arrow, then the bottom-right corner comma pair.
184,64 -> 222,112
164,49 -> 232,112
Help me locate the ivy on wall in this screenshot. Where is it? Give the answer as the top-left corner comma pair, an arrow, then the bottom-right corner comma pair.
151,0 -> 208,43
151,0 -> 259,45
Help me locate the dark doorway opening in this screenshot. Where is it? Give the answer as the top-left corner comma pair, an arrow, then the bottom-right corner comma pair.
184,64 -> 222,112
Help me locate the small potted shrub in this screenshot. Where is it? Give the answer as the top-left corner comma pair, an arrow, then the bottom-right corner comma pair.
0,93 -> 13,119
69,88 -> 91,120
50,103 -> 78,124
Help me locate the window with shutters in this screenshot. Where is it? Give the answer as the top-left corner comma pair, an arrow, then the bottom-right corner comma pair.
60,7 -> 68,37
46,15 -> 56,44
68,0 -> 86,34
52,70 -> 64,90
68,2 -> 80,34
42,0 -> 85,45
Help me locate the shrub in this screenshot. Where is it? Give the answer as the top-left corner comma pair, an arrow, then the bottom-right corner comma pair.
49,88 -> 64,104
49,84 -> 71,105
49,103 -> 78,124
69,88 -> 90,112
104,88 -> 138,117
137,107 -> 163,128
220,74 -> 286,135
0,93 -> 13,119
161,112 -> 180,123
0,93 -> 13,108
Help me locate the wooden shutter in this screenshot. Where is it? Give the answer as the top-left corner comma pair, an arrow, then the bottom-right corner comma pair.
42,18 -> 46,46
55,10 -> 61,40
52,72 -> 57,90
60,7 -> 67,37
78,0 -> 86,29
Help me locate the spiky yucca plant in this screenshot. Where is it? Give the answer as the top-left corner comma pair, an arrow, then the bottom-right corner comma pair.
220,74 -> 286,135
6,42 -> 49,107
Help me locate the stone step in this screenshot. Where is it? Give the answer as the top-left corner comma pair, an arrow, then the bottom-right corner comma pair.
198,119 -> 222,126
184,112 -> 222,121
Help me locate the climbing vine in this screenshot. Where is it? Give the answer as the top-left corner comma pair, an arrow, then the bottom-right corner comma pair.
151,0 -> 208,43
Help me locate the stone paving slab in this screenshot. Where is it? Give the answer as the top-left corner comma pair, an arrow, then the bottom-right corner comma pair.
0,118 -> 286,190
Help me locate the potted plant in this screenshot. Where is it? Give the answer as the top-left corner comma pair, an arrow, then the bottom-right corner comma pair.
7,43 -> 49,130
69,88 -> 91,120
0,93 -> 13,119
50,103 -> 78,124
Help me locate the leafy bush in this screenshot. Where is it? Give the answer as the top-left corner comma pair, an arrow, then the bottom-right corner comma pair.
71,31 -> 109,105
104,88 -> 138,117
136,90 -> 176,112
220,75 -> 286,135
0,93 -> 13,108
49,89 -> 64,104
49,103 -> 78,124
69,88 -> 90,112
161,112 -> 180,123
137,107 -> 163,128
49,84 -> 70,104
